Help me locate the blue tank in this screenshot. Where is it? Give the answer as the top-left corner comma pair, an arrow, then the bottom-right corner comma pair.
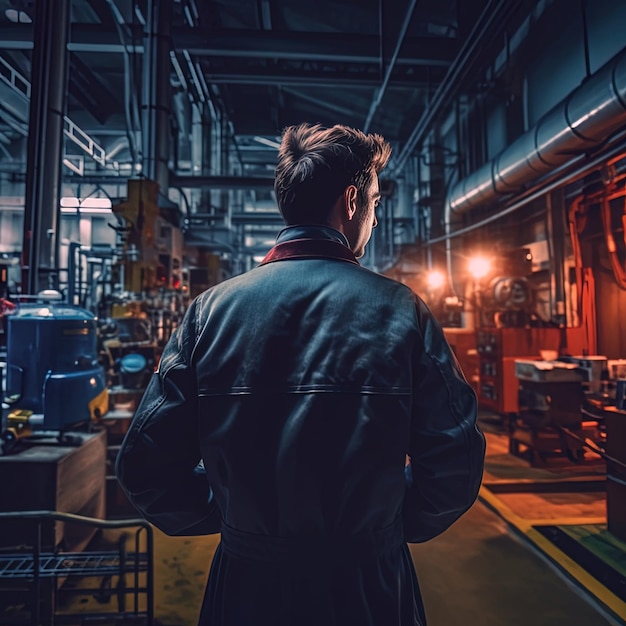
5,303 -> 107,431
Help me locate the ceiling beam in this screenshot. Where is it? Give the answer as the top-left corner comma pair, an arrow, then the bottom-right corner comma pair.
281,87 -> 356,117
198,69 -> 435,89
0,25 -> 455,68
178,29 -> 455,66
171,174 -> 274,189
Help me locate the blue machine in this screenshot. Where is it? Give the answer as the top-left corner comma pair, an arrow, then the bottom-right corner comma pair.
4,303 -> 108,434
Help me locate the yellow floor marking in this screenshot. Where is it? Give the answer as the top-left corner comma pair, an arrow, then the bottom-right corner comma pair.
479,486 -> 626,621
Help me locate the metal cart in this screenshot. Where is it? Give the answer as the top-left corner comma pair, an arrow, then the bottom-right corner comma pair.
0,510 -> 153,625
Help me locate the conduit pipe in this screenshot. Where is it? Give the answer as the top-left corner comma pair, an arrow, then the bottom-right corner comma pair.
363,0 -> 418,133
392,0 -> 516,175
443,44 -> 626,290
448,45 -> 626,215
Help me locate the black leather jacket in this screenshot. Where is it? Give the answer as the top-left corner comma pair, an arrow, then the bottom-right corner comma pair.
116,224 -> 485,625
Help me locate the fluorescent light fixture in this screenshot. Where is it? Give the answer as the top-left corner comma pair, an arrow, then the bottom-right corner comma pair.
60,197 -> 112,213
82,198 -> 112,209
61,207 -> 113,214
60,197 -> 80,208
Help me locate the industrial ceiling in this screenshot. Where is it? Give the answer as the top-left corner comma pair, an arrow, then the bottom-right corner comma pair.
0,0 -> 525,180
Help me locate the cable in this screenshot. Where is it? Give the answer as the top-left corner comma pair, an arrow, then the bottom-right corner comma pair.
392,0 -> 518,173
601,190 -> 626,290
171,185 -> 191,217
431,136 -> 626,246
568,195 -> 585,322
557,424 -> 626,471
363,0 -> 418,133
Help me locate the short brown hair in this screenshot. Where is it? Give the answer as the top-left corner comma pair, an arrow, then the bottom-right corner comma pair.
274,123 -> 392,225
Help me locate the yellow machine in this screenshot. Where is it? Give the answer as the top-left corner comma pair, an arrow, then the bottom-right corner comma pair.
112,178 -> 162,294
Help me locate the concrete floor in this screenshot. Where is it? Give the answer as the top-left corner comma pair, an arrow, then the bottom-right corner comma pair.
11,410 -> 619,626
144,415 -> 626,625
411,502 -> 619,626
147,497 -> 621,626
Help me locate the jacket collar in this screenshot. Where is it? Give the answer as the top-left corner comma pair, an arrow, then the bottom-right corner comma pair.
275,224 -> 351,247
260,225 -> 359,267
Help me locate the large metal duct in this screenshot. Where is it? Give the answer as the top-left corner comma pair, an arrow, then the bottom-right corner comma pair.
447,44 -> 626,217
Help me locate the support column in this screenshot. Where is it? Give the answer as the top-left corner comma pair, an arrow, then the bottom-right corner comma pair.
220,116 -> 230,214
21,0 -> 70,295
142,0 -> 173,192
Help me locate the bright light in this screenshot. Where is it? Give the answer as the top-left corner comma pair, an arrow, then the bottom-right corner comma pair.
60,197 -> 112,214
60,197 -> 80,208
468,256 -> 491,280
61,206 -> 113,214
61,197 -> 112,208
426,270 -> 445,290
82,198 -> 112,208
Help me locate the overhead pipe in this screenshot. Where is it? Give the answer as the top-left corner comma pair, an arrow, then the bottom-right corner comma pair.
106,0 -> 141,166
230,212 -> 283,225
104,135 -> 130,161
448,45 -> 626,216
428,135 -> 626,244
142,0 -> 173,191
442,44 -> 626,294
363,0 -> 418,133
57,174 -> 276,188
170,174 -> 274,189
392,0 -> 516,175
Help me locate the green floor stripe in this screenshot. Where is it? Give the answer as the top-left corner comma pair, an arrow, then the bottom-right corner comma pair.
557,524 -> 626,579
534,524 -> 626,603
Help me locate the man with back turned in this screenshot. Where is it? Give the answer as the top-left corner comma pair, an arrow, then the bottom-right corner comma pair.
116,122 -> 485,625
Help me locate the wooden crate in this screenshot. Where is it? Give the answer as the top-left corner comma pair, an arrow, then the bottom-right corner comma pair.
0,429 -> 106,550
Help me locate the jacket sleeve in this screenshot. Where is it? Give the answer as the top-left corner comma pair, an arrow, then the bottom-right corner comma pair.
115,299 -> 222,536
403,295 -> 485,543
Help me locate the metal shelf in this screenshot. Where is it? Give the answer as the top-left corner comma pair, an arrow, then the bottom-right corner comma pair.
0,550 -> 149,578
0,511 -> 153,626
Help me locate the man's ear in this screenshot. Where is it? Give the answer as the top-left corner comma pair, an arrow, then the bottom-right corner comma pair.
344,185 -> 358,220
